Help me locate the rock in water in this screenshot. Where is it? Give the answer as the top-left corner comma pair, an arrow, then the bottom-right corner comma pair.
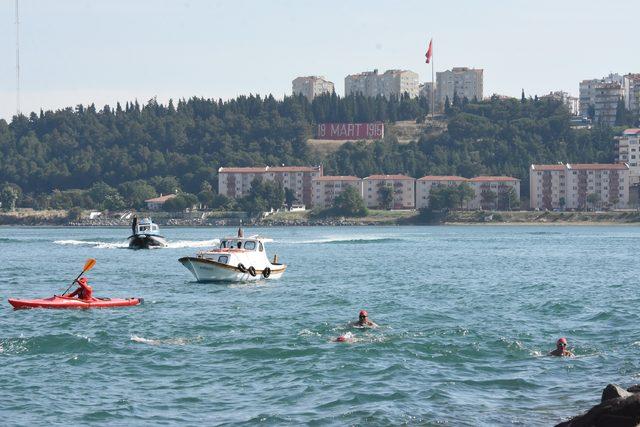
602,384 -> 633,403
556,387 -> 640,427
628,385 -> 640,394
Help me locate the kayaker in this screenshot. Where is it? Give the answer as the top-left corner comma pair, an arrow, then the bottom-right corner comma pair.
352,310 -> 378,328
67,277 -> 94,301
549,337 -> 574,357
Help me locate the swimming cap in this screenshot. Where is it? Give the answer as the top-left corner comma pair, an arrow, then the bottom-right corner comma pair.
557,337 -> 567,345
359,310 -> 368,317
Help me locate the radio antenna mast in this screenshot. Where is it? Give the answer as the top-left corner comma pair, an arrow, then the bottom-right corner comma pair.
16,0 -> 20,115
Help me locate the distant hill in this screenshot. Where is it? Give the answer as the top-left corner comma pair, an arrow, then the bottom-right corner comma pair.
0,92 -> 622,209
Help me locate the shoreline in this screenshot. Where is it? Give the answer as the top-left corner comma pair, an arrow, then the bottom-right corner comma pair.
2,209 -> 640,227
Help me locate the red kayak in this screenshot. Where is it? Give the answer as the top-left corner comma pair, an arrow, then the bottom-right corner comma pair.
8,295 -> 143,310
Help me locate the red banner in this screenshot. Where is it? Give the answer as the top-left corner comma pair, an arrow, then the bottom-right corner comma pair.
317,123 -> 384,140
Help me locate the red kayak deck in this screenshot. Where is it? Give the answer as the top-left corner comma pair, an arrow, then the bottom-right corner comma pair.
8,295 -> 143,309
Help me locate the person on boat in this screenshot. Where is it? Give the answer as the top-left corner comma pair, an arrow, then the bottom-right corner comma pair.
549,337 -> 574,357
131,215 -> 138,235
352,310 -> 378,328
67,277 -> 94,301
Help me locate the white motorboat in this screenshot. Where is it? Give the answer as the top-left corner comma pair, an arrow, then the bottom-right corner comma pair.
127,217 -> 168,249
178,228 -> 286,282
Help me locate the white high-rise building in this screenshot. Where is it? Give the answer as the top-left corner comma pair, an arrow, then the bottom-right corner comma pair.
218,166 -> 323,208
579,73 -> 624,119
345,69 -> 419,99
623,74 -> 640,114
292,76 -> 334,101
362,175 -> 415,209
312,176 -> 363,209
530,163 -> 629,210
436,67 -> 483,110
616,129 -> 640,185
594,83 -> 623,126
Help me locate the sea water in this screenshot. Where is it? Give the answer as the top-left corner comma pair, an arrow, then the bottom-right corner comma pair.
0,225 -> 638,426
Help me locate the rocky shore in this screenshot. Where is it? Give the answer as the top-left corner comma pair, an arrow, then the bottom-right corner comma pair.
556,383 -> 640,426
3,209 -> 640,227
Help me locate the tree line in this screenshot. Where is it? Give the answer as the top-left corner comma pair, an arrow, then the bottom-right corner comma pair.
0,92 -> 625,211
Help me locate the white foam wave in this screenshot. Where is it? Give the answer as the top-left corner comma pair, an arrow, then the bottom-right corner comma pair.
165,239 -> 219,249
54,239 -> 128,249
130,335 -> 201,346
285,236 -> 395,244
54,239 -> 219,249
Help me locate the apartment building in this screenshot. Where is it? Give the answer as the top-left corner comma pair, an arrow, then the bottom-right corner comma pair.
345,69 -> 419,99
292,76 -> 334,101
467,177 -> 520,210
436,67 -> 483,110
218,166 -> 323,207
415,176 -> 468,209
617,129 -> 640,185
542,91 -> 579,116
530,163 -> 629,210
623,74 -> 640,114
362,175 -> 415,209
312,176 -> 363,209
594,83 -> 623,126
579,73 -> 623,119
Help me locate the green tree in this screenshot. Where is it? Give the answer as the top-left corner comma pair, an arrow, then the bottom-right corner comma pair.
239,177 -> 285,216
0,185 -> 19,211
377,184 -> 394,210
457,183 -> 475,210
332,185 -> 368,217
197,189 -> 215,208
118,180 -> 157,208
151,176 -> 181,195
88,181 -> 121,209
480,190 -> 497,210
586,193 -> 600,210
163,193 -> 198,212
284,187 -> 297,208
498,187 -> 519,210
103,193 -> 126,210
211,194 -> 235,210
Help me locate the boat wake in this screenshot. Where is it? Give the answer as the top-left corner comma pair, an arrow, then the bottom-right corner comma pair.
165,239 -> 219,249
286,237 -> 404,245
53,239 -> 128,249
53,239 -> 219,249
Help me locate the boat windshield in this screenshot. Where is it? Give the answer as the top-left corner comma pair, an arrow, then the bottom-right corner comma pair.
137,223 -> 159,234
220,239 -> 259,251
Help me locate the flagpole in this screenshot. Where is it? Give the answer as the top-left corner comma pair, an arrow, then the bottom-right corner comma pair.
431,39 -> 434,119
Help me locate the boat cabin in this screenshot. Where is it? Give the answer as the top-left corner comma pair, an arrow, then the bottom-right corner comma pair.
135,218 -> 160,235
219,236 -> 271,252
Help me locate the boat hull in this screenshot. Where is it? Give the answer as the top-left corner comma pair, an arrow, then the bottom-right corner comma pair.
8,296 -> 143,309
128,234 -> 168,249
178,256 -> 286,283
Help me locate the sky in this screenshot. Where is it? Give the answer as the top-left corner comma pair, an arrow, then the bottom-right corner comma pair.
0,0 -> 638,120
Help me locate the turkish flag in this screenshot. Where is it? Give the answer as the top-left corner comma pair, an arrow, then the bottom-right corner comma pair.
425,39 -> 433,64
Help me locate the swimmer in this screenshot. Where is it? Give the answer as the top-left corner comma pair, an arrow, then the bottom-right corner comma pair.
351,310 -> 378,328
549,337 -> 574,357
334,332 -> 355,343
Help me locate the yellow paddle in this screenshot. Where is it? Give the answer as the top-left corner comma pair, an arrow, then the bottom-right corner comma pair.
61,258 -> 96,296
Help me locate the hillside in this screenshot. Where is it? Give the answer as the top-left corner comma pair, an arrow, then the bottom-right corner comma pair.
307,118 -> 447,157
0,92 -> 625,209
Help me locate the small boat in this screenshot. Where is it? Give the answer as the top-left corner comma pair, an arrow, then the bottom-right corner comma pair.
127,217 -> 168,249
178,228 -> 286,282
8,295 -> 143,309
